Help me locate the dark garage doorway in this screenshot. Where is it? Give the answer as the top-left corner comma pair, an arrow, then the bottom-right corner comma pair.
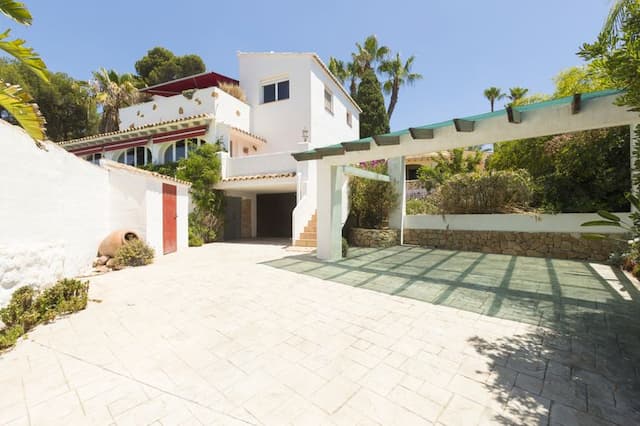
257,193 -> 296,238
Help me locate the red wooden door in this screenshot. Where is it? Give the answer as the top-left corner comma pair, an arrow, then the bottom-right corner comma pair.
162,184 -> 177,254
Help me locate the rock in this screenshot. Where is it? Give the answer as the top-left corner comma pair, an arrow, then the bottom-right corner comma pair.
106,258 -> 117,268
94,265 -> 109,273
93,255 -> 109,267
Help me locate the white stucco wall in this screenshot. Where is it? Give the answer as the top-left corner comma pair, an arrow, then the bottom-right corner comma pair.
1,122 -> 190,306
118,87 -> 250,132
239,53 -> 312,154
0,122 -> 109,305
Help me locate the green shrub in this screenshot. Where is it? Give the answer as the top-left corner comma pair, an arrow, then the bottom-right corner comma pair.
0,279 -> 89,350
113,239 -> 155,267
0,325 -> 24,350
188,211 -> 217,245
439,170 -> 533,214
406,196 -> 441,215
188,226 -> 204,247
342,237 -> 349,257
349,161 -> 398,229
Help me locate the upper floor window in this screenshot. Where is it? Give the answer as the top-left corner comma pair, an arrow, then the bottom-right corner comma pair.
117,146 -> 152,167
85,152 -> 102,164
346,111 -> 353,127
262,79 -> 290,103
163,138 -> 207,163
324,87 -> 333,114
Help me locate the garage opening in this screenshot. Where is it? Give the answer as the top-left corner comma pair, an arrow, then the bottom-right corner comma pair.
257,193 -> 296,238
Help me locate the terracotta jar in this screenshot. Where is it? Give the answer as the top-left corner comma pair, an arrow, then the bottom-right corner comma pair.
98,230 -> 140,257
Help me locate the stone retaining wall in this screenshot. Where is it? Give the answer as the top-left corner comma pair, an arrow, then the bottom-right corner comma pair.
403,229 -> 625,261
350,228 -> 400,248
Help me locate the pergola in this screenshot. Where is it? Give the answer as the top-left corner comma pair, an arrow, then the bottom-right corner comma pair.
292,89 -> 640,260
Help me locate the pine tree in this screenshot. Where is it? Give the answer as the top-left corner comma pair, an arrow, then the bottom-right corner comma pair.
355,69 -> 389,138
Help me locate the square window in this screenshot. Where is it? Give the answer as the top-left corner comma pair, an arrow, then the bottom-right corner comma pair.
263,83 -> 276,103
277,80 -> 290,100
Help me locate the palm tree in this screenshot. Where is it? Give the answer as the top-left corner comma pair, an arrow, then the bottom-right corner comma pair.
353,35 -> 389,73
328,57 -> 348,84
91,69 -> 140,133
347,60 -> 361,98
600,0 -> 634,44
380,53 -> 423,120
507,87 -> 529,106
0,0 -> 48,141
483,87 -> 505,112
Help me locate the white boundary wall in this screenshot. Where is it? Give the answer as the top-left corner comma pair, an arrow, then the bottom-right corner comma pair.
404,213 -> 631,234
0,122 -> 189,305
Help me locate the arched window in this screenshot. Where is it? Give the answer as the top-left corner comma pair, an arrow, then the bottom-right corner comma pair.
117,147 -> 152,166
85,153 -> 102,164
162,138 -> 207,163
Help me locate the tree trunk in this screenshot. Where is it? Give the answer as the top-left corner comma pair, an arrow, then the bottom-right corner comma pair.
490,98 -> 494,112
387,83 -> 399,120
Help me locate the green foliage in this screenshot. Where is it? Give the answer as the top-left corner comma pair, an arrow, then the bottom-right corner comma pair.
552,64 -> 614,98
0,279 -> 89,350
135,47 -> 206,87
0,58 -> 98,141
342,237 -> 349,258
579,1 -> 640,111
349,161 -> 398,228
355,69 -> 389,138
418,149 -> 483,191
91,68 -> 140,133
176,144 -> 224,242
489,127 -> 630,213
379,53 -> 422,120
113,239 -> 154,267
507,87 -> 529,106
439,170 -> 533,214
483,87 -> 505,112
188,212 -> 215,246
139,162 -> 179,177
406,197 -> 440,215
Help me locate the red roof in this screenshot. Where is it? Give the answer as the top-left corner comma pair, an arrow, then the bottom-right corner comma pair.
140,71 -> 239,97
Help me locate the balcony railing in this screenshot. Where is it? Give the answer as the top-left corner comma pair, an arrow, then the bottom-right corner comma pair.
220,151 -> 297,178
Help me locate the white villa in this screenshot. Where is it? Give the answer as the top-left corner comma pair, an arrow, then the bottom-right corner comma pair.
59,52 -> 361,246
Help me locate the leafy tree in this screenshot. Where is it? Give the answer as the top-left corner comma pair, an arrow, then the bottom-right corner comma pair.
379,53 -> 422,120
328,57 -> 348,84
91,68 -> 140,133
579,1 -> 640,111
175,144 -> 224,243
418,148 -> 483,191
0,59 -> 98,141
353,35 -> 389,73
355,68 -> 389,138
0,0 -> 47,141
552,64 -> 613,98
483,87 -> 505,112
507,87 -> 529,105
135,47 -> 206,87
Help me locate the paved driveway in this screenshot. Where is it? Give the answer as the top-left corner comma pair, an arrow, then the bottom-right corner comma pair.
1,243 -> 639,425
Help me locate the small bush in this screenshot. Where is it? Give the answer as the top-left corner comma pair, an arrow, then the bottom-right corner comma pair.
188,212 -> 216,245
349,161 -> 399,229
189,227 -> 204,247
342,237 -> 349,257
113,239 -> 155,267
439,170 -> 533,214
218,82 -> 247,102
0,325 -> 24,350
406,196 -> 441,215
0,279 -> 89,350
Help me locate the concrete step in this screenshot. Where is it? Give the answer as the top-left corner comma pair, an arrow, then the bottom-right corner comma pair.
300,232 -> 316,240
294,239 -> 317,247
304,225 -> 317,233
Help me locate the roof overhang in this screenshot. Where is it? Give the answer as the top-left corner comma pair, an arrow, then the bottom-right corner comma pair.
58,114 -> 214,156
139,71 -> 239,97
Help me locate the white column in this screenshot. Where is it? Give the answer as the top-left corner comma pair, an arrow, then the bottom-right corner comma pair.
316,162 -> 344,260
387,156 -> 406,244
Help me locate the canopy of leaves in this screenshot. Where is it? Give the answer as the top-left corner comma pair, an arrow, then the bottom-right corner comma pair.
418,148 -> 483,191
135,47 -> 206,87
355,69 -> 389,138
0,58 -> 98,140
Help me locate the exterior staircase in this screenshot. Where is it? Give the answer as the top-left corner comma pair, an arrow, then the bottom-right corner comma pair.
294,212 -> 317,247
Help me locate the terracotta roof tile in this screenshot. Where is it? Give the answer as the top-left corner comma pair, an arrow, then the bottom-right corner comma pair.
100,160 -> 191,186
222,172 -> 296,182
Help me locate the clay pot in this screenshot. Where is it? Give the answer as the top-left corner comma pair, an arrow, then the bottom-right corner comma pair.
98,230 -> 140,257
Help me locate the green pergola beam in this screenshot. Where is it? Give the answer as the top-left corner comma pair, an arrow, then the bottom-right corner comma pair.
341,140 -> 371,151
291,150 -> 323,161
409,127 -> 435,139
506,106 -> 522,124
373,135 -> 401,146
316,144 -> 345,157
342,166 -> 390,182
453,118 -> 475,132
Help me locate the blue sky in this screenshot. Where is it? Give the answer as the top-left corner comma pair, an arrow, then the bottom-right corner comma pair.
6,0 -> 612,131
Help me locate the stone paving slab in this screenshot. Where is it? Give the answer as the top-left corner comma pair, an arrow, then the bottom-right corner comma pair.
1,243 -> 639,425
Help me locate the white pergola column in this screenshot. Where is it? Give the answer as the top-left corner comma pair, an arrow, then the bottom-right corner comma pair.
316,162 -> 344,260
387,156 -> 406,244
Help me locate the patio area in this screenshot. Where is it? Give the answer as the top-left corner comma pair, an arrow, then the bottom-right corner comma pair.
1,242 -> 639,425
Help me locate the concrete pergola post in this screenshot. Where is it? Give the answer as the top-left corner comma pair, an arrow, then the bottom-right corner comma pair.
316,162 -> 345,260
387,156 -> 406,244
